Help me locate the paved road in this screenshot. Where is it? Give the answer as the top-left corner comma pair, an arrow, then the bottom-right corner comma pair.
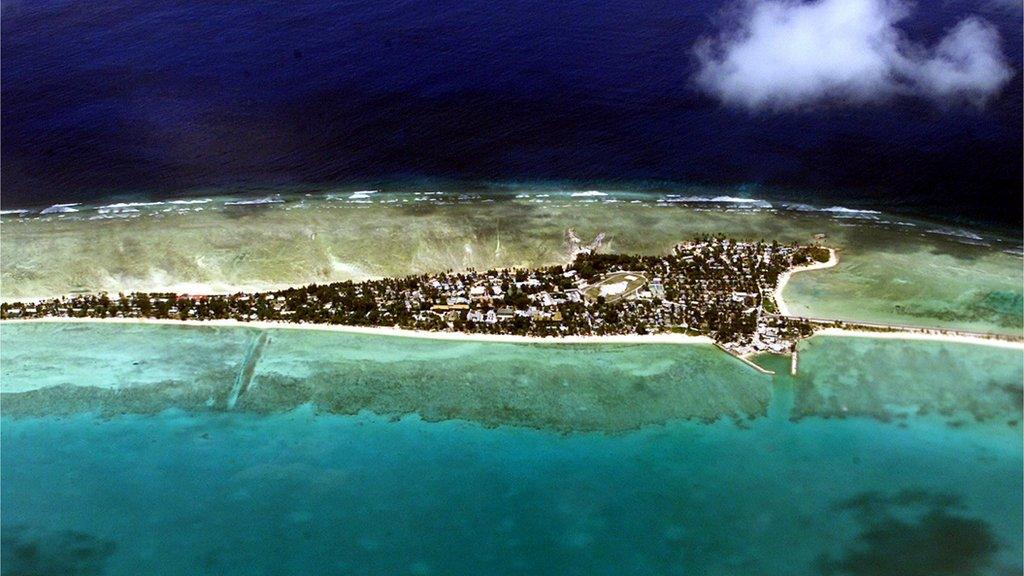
766,314 -> 1023,342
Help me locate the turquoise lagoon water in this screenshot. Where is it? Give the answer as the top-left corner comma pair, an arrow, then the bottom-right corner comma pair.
1,323 -> 1022,575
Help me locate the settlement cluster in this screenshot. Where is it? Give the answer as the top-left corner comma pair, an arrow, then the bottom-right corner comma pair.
1,236 -> 829,352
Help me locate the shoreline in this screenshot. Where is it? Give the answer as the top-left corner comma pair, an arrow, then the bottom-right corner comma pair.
811,327 -> 1024,350
1,281 -> 331,305
0,317 -> 715,345
773,248 -> 838,316
3,316 -> 1022,351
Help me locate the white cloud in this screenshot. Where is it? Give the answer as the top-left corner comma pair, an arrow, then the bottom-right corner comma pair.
694,0 -> 1014,110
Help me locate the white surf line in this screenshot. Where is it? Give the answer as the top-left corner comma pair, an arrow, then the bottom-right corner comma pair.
773,248 -> 838,316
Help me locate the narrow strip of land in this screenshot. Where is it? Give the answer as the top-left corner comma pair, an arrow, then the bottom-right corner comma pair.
3,239 -> 1020,364
0,317 -> 714,345
2,317 -> 1020,352
812,327 -> 1024,350
0,238 -> 834,353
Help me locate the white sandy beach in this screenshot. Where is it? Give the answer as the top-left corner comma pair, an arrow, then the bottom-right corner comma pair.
773,248 -> 838,316
812,327 -> 1024,350
0,317 -> 715,345
3,316 -> 1021,351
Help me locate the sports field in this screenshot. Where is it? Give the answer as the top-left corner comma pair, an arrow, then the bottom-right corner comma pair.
582,271 -> 649,303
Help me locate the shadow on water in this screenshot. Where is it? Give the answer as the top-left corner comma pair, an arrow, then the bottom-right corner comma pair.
924,239 -> 1008,263
1,526 -> 116,576
818,490 -> 1001,576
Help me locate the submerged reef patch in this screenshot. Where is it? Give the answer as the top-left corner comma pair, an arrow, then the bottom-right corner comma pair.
1,525 -> 116,576
818,490 -> 1000,576
791,336 -> 1023,425
0,323 -> 770,432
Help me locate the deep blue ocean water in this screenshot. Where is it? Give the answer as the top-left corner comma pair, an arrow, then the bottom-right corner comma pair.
2,0 -> 1022,224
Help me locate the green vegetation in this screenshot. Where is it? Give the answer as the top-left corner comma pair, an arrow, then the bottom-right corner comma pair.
2,237 -> 825,348
808,246 -> 831,263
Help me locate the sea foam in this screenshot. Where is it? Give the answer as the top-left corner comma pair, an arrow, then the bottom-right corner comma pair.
40,203 -> 81,214
663,195 -> 772,208
224,196 -> 284,206
348,190 -> 378,200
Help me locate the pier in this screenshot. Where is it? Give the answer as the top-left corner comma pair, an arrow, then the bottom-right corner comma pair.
715,343 -> 776,375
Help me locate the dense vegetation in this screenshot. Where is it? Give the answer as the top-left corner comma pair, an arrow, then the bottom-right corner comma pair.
2,237 -> 823,348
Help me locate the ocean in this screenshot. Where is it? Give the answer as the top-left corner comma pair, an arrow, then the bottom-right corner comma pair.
2,0 -> 1022,225
3,2 -> 1022,573
1,324 -> 1022,575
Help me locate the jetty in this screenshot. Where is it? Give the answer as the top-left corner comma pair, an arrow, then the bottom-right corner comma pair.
715,343 -> 776,375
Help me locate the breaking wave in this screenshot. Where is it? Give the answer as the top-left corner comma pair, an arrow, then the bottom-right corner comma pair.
224,196 -> 285,206
782,203 -> 881,216
39,203 -> 81,214
662,195 -> 772,208
347,190 -> 378,200
97,201 -> 166,214
926,227 -> 985,241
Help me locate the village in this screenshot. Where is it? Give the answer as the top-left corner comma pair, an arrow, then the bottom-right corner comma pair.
0,235 -> 830,353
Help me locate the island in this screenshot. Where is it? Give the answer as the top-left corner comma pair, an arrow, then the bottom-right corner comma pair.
4,234 -> 1019,370
2,236 -> 829,352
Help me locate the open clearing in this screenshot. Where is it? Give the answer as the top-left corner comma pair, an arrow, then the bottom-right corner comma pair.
583,271 -> 649,303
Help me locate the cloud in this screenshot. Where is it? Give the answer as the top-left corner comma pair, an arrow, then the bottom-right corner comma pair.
694,0 -> 1014,110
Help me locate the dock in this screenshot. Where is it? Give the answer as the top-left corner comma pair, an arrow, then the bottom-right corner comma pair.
715,343 -> 775,375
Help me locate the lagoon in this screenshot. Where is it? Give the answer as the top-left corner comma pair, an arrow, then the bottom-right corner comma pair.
1,323 -> 1021,575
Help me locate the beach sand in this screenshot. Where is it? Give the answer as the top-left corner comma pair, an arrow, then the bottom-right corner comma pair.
3,315 -> 1021,351
812,327 -> 1024,350
774,248 -> 838,316
0,317 -> 714,345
